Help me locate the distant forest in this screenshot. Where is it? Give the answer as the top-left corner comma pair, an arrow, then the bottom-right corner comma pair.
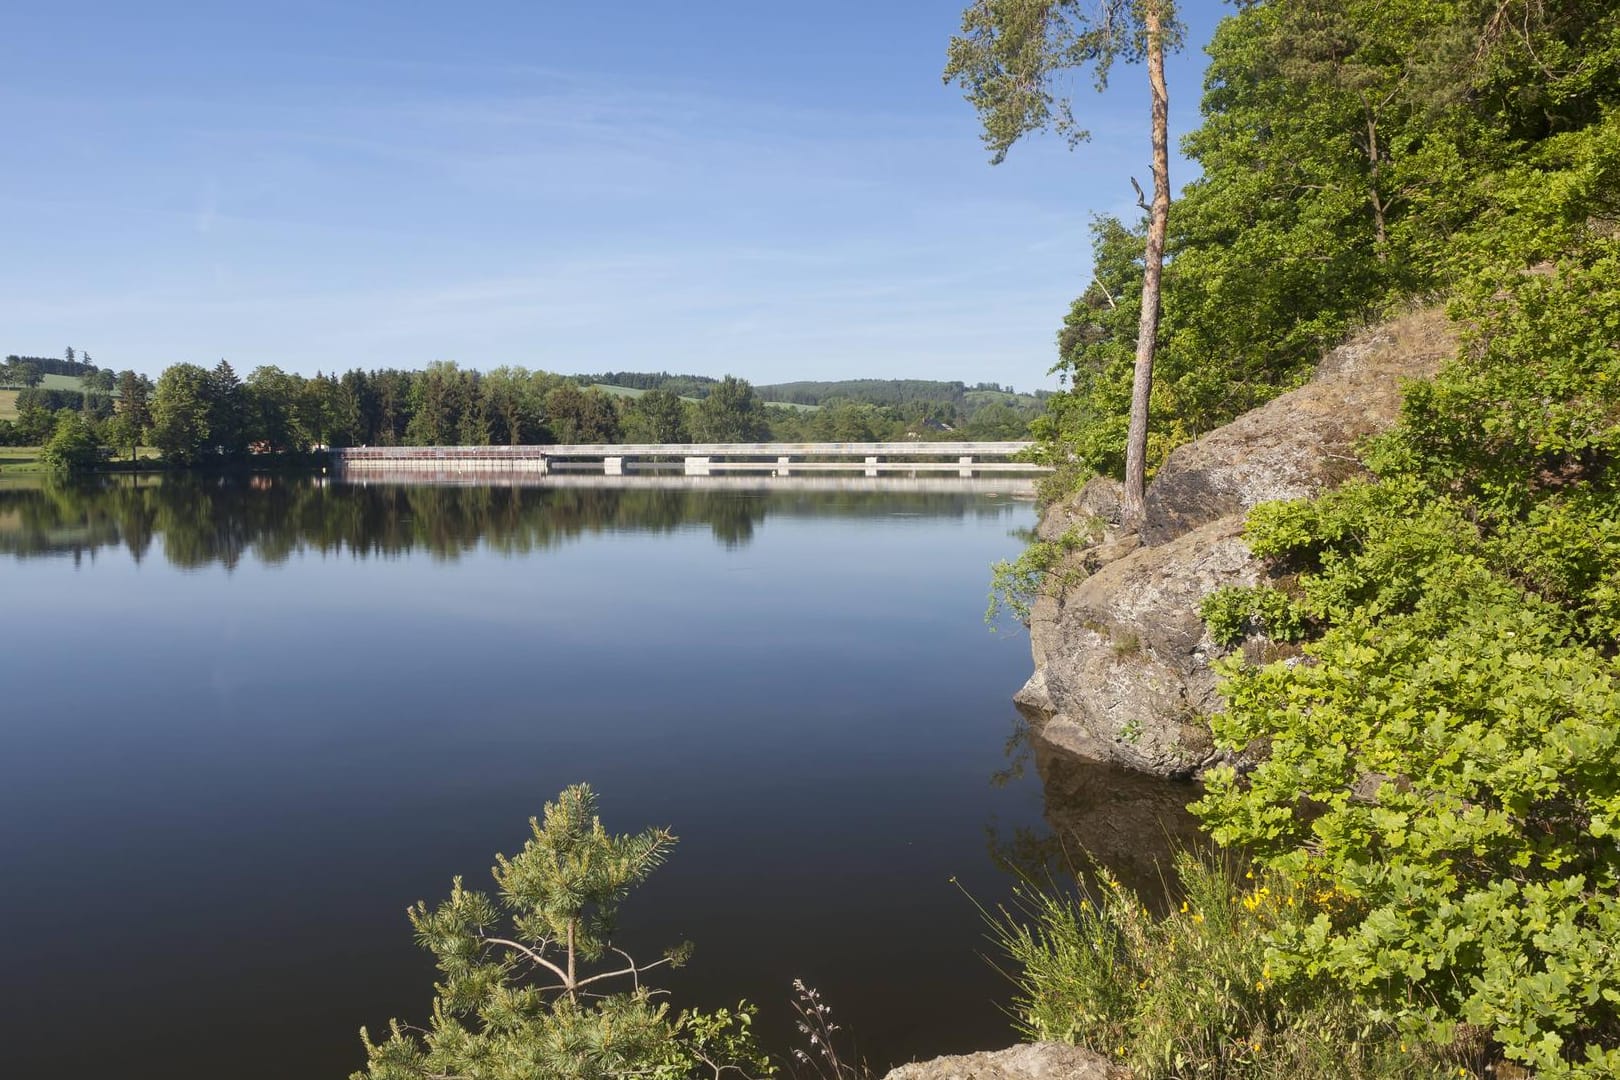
756,377 -> 1042,407
573,371 -> 719,398
2,352 -> 1040,465
3,352 -> 101,381
578,371 -> 1047,417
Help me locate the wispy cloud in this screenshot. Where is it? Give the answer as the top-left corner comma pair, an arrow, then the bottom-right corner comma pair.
0,52 -> 1161,387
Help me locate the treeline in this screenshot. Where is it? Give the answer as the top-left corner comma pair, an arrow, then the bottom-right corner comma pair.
998,1 -> 1620,1076
574,371 -> 719,397
12,386 -> 116,418
753,377 -> 1035,408
4,357 -> 1037,469
584,371 -> 1049,426
1042,0 -> 1620,480
1,362 -> 778,465
0,349 -> 102,385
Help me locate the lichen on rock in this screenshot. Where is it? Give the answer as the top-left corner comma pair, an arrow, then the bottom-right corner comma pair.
1018,309 -> 1454,777
883,1041 -> 1124,1080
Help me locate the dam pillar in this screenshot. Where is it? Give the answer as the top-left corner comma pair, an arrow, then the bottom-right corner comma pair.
685,456 -> 711,476
604,456 -> 624,476
865,455 -> 879,477
776,455 -> 791,477
959,455 -> 974,478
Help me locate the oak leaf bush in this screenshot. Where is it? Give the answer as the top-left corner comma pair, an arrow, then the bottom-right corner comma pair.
1196,244 -> 1620,1076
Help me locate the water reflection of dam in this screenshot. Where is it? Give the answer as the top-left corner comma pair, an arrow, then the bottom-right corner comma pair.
331,470 -> 1039,496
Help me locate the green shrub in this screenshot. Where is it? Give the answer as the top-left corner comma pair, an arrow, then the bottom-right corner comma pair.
1200,586 -> 1308,649
994,852 -> 1462,1078
353,785 -> 772,1080
1196,244 -> 1620,1076
986,526 -> 1091,627
40,412 -> 105,472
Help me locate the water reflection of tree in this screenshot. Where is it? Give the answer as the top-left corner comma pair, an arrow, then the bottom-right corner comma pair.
0,478 -> 1019,569
987,718 -> 1205,911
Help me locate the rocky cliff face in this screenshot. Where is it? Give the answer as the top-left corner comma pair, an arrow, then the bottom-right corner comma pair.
1014,309 -> 1454,777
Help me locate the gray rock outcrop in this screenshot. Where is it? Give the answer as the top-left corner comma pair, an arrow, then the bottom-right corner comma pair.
1016,309 -> 1453,777
883,1042 -> 1122,1080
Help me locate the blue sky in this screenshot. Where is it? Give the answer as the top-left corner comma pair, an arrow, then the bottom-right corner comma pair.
3,2 -> 1226,389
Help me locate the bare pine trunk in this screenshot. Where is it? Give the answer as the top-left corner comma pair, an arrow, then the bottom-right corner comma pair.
566,920 -> 577,1002
1364,110 -> 1389,259
1122,2 -> 1170,531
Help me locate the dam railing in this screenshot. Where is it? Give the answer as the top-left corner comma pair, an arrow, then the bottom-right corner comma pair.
331,442 -> 1048,479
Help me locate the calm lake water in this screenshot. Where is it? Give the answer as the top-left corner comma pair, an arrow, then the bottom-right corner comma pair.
0,475 -> 1196,1078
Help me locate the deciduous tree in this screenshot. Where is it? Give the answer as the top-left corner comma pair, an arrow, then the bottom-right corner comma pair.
693,376 -> 768,443
151,363 -> 213,464
625,387 -> 689,443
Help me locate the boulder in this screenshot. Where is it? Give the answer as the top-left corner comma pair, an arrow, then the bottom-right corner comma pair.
1016,514 -> 1264,777
1019,309 -> 1454,776
1140,308 -> 1451,546
1036,475 -> 1123,542
883,1042 -> 1123,1080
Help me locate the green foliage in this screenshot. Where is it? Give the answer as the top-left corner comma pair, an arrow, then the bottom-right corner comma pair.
1200,586 -> 1307,649
995,851 -> 1462,1078
13,402 -> 56,445
577,370 -> 717,399
986,526 -> 1090,627
407,360 -> 479,446
39,412 -> 105,472
108,370 -> 152,459
693,376 -> 769,443
544,383 -> 621,444
621,388 -> 689,443
151,363 -> 213,465
2,355 -> 1035,463
206,359 -> 245,455
986,5 -> 1620,1063
944,0 -> 1184,165
353,784 -> 771,1080
1032,0 -> 1620,494
3,353 -> 94,381
1195,243 -> 1620,1075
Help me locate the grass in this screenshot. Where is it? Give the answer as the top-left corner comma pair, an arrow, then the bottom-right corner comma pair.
0,446 -> 44,475
0,371 -> 119,423
0,445 -> 163,477
992,851 -> 1482,1079
588,382 -> 657,399
0,373 -> 94,394
38,373 -> 89,392
587,383 -> 821,412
